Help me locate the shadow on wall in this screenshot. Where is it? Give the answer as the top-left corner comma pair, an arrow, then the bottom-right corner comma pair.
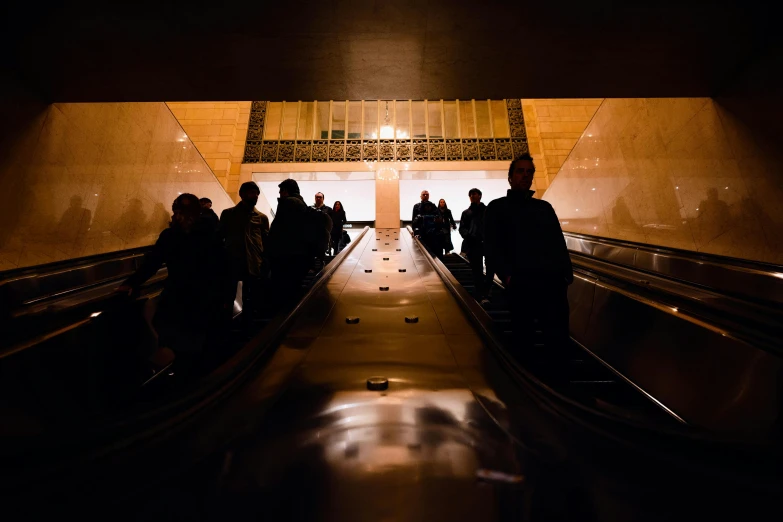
55,195 -> 92,258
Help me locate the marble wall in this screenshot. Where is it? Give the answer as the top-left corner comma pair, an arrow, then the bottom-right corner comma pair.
166,102 -> 252,200
523,99 -> 602,195
542,98 -> 783,264
0,102 -> 235,271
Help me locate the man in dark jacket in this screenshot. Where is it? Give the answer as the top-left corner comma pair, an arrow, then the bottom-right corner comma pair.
311,192 -> 332,215
220,182 -> 270,322
268,179 -> 313,308
485,153 -> 573,355
411,190 -> 430,222
412,200 -> 443,258
310,192 -> 333,266
199,197 -> 220,232
459,188 -> 493,304
119,193 -> 223,372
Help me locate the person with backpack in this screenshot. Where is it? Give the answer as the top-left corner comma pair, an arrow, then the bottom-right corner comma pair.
412,199 -> 443,258
219,182 -> 269,324
268,179 -> 328,309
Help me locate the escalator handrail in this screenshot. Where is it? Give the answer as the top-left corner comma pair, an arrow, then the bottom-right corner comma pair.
569,254 -> 783,356
564,230 -> 783,273
563,231 -> 783,308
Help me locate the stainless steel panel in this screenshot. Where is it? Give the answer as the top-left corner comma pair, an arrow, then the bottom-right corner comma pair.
564,232 -> 783,305
580,280 -> 782,434
567,273 -> 596,343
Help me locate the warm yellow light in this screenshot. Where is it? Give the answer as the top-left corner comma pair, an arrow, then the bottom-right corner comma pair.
380,124 -> 394,139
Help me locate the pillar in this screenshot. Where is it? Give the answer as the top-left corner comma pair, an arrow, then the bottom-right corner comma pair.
375,167 -> 400,228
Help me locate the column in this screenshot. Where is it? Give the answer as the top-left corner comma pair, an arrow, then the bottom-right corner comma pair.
375,167 -> 400,228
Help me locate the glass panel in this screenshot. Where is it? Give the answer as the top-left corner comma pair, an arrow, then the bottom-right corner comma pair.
459,100 -> 476,139
411,101 -> 426,139
363,100 -> 379,139
331,101 -> 346,139
264,102 -> 283,140
427,100 -> 443,139
316,101 -> 330,140
281,101 -> 298,140
297,101 -> 315,140
347,101 -> 362,139
379,100 -> 395,139
443,101 -> 458,139
475,100 -> 492,138
490,100 -> 510,138
394,100 -> 410,140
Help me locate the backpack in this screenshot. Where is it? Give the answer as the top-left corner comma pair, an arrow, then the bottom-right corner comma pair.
420,213 -> 440,236
305,206 -> 332,255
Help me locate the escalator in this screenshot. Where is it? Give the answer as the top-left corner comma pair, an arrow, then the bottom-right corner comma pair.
0,227 -> 370,496
428,228 -> 783,439
438,253 -> 683,427
3,227 -> 782,521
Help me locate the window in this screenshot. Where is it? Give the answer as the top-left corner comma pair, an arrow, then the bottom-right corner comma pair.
363,100 -> 379,139
459,100 -> 476,139
331,101 -> 345,140
347,101 -> 362,140
316,101 -> 330,140
427,101 -> 443,139
395,100 -> 410,140
490,100 -> 510,138
297,102 -> 315,140
281,101 -> 298,140
443,101 -> 459,139
411,101 -> 426,139
264,102 -> 283,140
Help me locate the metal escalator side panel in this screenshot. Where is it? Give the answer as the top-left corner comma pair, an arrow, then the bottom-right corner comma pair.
567,273 -> 597,344
582,281 -> 781,434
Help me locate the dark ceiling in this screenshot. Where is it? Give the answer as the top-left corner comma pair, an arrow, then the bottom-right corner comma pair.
2,1 -> 777,103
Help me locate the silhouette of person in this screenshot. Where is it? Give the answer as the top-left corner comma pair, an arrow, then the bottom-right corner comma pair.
220,182 -> 270,323
267,179 -> 315,310
611,196 -> 639,230
696,187 -> 730,243
411,190 -> 430,222
56,195 -> 92,255
459,188 -> 493,304
485,153 -> 573,358
118,193 -> 224,374
115,198 -> 147,245
200,197 -> 220,232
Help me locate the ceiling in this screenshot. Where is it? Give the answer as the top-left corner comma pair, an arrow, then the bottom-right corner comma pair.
2,1 -> 777,103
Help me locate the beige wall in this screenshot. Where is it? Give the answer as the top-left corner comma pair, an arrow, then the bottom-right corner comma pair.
523,99 -> 601,196
375,169 -> 401,228
166,102 -> 251,200
0,102 -> 234,271
542,98 -> 783,264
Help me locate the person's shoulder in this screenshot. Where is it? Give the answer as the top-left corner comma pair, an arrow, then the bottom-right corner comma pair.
486,197 -> 508,209
529,197 -> 554,210
156,226 -> 176,244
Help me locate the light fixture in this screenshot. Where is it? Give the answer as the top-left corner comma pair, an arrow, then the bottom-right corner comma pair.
376,167 -> 399,181
380,101 -> 394,139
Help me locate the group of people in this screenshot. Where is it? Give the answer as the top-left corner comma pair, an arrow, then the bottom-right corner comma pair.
118,179 -> 348,374
414,153 -> 574,355
410,192 -> 458,257
117,153 -> 572,374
